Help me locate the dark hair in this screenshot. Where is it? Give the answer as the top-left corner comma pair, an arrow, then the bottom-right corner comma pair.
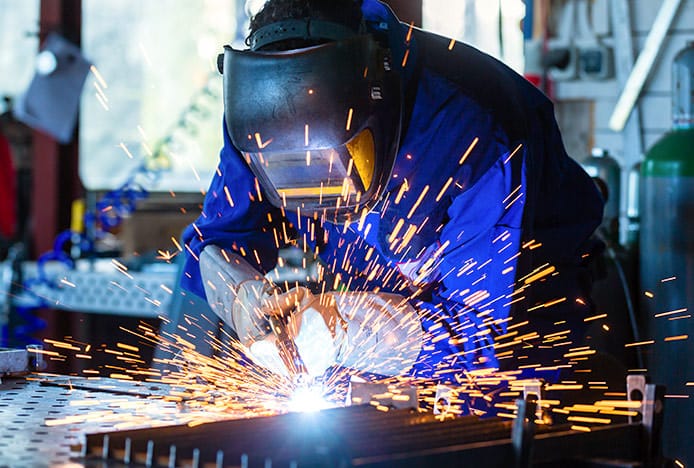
247,0 -> 364,50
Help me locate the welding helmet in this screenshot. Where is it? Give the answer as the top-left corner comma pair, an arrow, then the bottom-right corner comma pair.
219,18 -> 402,222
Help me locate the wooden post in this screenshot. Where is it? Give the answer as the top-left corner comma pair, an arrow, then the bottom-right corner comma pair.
29,0 -> 85,373
31,0 -> 83,258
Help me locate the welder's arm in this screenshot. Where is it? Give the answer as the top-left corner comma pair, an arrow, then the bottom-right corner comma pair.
199,245 -> 277,343
249,289 -> 423,378
180,121 -> 284,300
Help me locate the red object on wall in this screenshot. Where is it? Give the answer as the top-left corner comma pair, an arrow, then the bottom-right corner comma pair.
524,73 -> 543,88
0,132 -> 16,239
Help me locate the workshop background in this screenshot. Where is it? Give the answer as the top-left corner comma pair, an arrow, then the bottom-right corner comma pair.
0,0 -> 692,467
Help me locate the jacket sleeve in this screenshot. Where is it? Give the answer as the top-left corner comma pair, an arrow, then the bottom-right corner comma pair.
410,146 -> 527,380
180,122 -> 285,299
410,106 -> 603,381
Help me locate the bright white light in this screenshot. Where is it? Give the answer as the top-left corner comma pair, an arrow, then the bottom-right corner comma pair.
287,384 -> 332,413
422,0 -> 526,73
196,34 -> 218,59
245,0 -> 267,17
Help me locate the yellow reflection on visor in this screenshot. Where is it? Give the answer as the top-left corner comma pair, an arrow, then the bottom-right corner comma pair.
278,186 -> 344,198
346,128 -> 375,191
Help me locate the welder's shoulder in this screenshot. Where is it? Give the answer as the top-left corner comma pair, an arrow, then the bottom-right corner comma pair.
413,28 -> 550,140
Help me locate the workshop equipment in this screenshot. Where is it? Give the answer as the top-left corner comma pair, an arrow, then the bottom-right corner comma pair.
12,33 -> 91,144
608,0 -> 684,132
639,42 -> 694,466
609,0 -> 644,246
582,147 -> 622,243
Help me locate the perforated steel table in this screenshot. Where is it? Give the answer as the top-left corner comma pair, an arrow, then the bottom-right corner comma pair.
0,374 -> 663,468
0,375 -> 238,468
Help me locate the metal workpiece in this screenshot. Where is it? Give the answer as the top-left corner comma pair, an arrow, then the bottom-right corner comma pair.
350,381 -> 419,410
82,397 -> 655,468
84,404 -> 517,467
627,375 -> 667,464
9,259 -> 177,317
521,379 -> 551,424
0,374 -> 668,467
0,348 -> 30,377
26,268 -> 176,317
0,375 -> 242,468
0,345 -> 44,379
511,397 -> 537,468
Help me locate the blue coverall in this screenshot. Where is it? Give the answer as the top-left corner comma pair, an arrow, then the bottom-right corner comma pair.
181,0 -> 604,382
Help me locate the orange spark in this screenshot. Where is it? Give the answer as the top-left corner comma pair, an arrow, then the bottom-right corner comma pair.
224,185 -> 235,207
254,133 -> 272,149
459,138 -> 479,165
624,340 -> 655,348
406,185 -> 429,219
346,108 -> 354,131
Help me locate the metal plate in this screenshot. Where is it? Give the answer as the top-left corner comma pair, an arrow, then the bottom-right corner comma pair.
0,375 -> 237,468
0,348 -> 29,376
0,377 -> 91,467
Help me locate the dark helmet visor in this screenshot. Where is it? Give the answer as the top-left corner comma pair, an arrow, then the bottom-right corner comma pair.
221,33 -> 402,221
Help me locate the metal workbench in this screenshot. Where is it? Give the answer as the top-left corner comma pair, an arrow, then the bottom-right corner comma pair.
0,372 -> 667,468
0,375 -> 245,468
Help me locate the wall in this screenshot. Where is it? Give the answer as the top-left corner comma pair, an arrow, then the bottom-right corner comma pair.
555,0 -> 694,164
549,0 -> 694,245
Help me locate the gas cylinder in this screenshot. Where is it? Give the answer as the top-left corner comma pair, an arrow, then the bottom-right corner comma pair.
639,42 -> 694,466
582,147 -> 621,243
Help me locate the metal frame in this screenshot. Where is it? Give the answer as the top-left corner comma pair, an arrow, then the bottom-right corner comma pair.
0,373 -> 667,467
80,375 -> 665,468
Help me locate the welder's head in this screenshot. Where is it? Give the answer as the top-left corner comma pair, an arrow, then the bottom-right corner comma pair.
219,0 -> 403,223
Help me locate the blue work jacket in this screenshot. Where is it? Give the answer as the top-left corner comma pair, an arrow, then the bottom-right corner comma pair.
181,0 -> 604,382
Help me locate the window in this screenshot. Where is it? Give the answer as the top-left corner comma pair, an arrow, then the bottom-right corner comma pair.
0,0 -> 40,108
423,0 -> 526,73
80,0 -> 243,192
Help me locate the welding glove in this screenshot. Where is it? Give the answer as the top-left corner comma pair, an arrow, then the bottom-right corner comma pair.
249,289 -> 423,378
199,245 -> 273,341
248,287 -> 346,378
333,292 -> 424,376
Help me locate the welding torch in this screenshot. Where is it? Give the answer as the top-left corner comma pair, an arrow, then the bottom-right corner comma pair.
267,311 -> 311,387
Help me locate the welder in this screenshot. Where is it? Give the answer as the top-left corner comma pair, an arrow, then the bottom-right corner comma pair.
180,0 -> 604,386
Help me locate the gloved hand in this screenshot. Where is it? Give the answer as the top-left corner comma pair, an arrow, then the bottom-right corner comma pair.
249,289 -> 424,378
230,279 -> 278,344
248,287 -> 347,378
199,245 -> 270,336
200,246 -> 423,378
334,291 -> 423,376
